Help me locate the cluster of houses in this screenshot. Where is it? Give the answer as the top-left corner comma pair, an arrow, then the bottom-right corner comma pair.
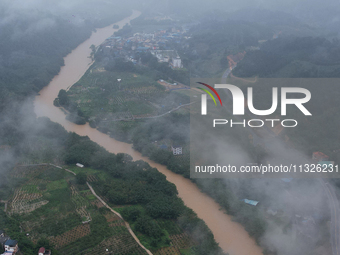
100,27 -> 188,68
151,50 -> 183,68
0,230 -> 51,255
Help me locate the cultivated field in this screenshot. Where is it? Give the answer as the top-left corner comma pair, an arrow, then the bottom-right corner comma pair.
6,164 -> 199,255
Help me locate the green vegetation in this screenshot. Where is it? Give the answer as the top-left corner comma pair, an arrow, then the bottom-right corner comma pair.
0,3 -> 243,255
0,1 -> 133,187
55,13 -> 288,249
1,129 -> 225,255
60,55 -> 190,141
76,172 -> 87,185
233,37 -> 340,78
89,163 -> 223,254
232,37 -> 340,163
0,3 -> 131,107
0,209 -> 58,254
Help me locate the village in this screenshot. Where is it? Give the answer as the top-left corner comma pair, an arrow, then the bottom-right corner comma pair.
98,25 -> 189,69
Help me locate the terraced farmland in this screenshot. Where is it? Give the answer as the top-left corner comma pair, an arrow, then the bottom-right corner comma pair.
70,185 -> 92,222
5,164 -> 202,255
50,224 -> 91,249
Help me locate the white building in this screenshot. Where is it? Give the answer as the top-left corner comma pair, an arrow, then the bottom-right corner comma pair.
172,56 -> 182,68
151,50 -> 177,63
4,240 -> 18,254
76,163 -> 84,168
172,146 -> 183,155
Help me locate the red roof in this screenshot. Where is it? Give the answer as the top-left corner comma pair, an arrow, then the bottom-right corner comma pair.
39,247 -> 45,253
313,152 -> 329,159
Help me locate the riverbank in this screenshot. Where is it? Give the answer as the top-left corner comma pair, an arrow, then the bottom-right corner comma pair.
34,10 -> 263,255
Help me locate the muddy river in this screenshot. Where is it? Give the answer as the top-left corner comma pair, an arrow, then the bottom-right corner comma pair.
34,10 -> 263,255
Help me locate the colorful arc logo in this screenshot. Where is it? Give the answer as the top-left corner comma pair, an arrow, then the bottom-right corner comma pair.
197,82 -> 223,115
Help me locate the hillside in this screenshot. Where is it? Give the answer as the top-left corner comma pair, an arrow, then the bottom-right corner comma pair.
0,125 -> 224,255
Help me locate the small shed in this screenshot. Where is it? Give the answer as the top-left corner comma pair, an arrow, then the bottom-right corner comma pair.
242,199 -> 259,206
39,247 -> 52,255
39,247 -> 46,255
76,163 -> 84,168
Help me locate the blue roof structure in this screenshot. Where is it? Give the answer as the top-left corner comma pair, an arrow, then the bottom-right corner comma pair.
4,240 -> 17,246
242,199 -> 259,206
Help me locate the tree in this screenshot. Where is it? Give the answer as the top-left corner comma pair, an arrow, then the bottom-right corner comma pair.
121,207 -> 141,221
134,215 -> 163,239
76,172 -> 87,185
57,89 -> 69,106
146,196 -> 185,219
90,44 -> 96,60
36,238 -> 53,250
107,189 -> 127,204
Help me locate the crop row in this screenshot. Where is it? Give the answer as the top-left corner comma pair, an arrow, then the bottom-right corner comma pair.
170,233 -> 194,249
154,246 -> 181,255
50,224 -> 91,249
70,185 -> 91,222
10,197 -> 48,215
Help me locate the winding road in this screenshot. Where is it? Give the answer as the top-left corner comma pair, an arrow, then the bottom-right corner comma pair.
87,182 -> 153,255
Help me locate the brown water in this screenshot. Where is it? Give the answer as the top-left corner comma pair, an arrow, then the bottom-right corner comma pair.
34,10 -> 263,255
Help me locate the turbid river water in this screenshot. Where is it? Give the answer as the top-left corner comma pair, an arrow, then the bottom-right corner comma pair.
34,10 -> 263,255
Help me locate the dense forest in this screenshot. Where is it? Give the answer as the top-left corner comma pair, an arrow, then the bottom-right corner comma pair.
0,3 -> 131,101
233,36 -> 340,78
231,36 -> 340,162
170,8 -> 319,78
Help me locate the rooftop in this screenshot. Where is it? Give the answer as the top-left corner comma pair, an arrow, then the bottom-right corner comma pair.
242,199 -> 259,206
4,240 -> 17,247
313,151 -> 329,158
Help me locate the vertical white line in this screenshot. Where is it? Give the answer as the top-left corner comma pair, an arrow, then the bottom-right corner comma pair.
201,94 -> 207,115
